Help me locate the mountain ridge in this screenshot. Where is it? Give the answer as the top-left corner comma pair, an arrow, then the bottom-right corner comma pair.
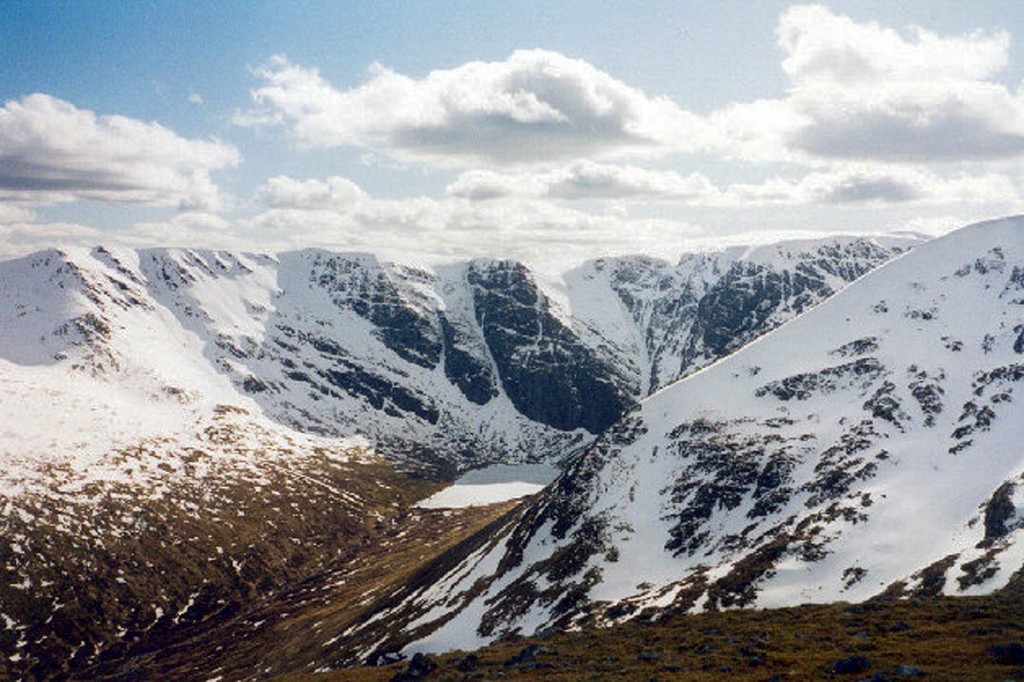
0,231 -> 922,678
1,234 -> 913,474
332,216 -> 1024,665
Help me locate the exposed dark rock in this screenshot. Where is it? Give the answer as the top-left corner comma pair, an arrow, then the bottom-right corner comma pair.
691,263 -> 802,361
911,554 -> 959,597
369,652 -> 405,666
663,419 -> 803,555
312,256 -> 443,369
843,567 -> 868,589
756,357 -> 885,401
705,538 -> 790,609
439,314 -> 498,405
904,307 -> 937,321
908,367 -> 944,427
391,652 -> 437,680
983,482 -> 1018,542
803,420 -> 881,507
504,643 -> 550,666
988,642 -> 1024,665
832,337 -> 880,358
829,655 -> 871,674
320,363 -> 439,425
468,260 -> 633,433
862,381 -> 908,429
749,455 -> 796,518
952,400 -> 998,443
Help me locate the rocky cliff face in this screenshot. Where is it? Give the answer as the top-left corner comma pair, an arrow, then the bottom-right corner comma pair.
336,218 -> 1024,663
466,260 -> 630,434
0,236 -> 908,475
566,236 -> 909,393
0,233 -> 916,677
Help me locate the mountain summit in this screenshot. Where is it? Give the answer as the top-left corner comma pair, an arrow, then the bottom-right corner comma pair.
0,232 -> 921,677
341,217 -> 1024,662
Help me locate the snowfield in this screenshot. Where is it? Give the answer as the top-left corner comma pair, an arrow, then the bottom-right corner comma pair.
337,216 -> 1024,660
416,464 -> 559,508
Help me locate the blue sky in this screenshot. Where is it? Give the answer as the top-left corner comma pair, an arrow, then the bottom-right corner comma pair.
2,1 -> 1024,268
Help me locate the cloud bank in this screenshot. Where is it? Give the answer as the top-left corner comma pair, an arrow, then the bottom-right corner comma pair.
447,162 -> 1018,206
728,5 -> 1024,162
239,7 -> 1024,169
0,94 -> 239,209
4,5 -> 1024,267
238,50 -> 707,166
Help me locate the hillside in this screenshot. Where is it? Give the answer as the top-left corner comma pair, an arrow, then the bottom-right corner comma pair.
312,584 -> 1024,681
335,217 -> 1024,665
0,233 -> 916,678
0,237 -> 910,475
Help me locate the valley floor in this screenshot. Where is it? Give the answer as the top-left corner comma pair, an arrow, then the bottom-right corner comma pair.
73,500 -> 518,681
300,586 -> 1024,681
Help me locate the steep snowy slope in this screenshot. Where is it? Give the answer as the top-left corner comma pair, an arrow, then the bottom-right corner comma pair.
0,235 -> 915,677
0,238 -> 908,475
0,362 -> 441,677
341,217 -> 1024,661
0,250 -> 455,680
564,235 -> 917,394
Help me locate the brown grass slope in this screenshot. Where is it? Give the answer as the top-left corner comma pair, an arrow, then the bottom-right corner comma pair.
301,571 -> 1024,681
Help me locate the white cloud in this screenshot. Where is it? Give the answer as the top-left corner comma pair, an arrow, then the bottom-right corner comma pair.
0,93 -> 240,209
448,162 -> 1019,207
255,175 -> 369,209
729,166 -> 1020,206
448,161 -> 720,201
124,211 -> 235,247
786,81 -> 1024,161
237,51 -> 707,166
732,5 -> 1024,162
238,9 -> 1024,169
0,220 -> 108,258
0,202 -> 36,224
778,5 -> 1008,85
239,195 -> 705,273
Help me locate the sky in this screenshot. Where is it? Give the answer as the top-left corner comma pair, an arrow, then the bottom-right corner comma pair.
2,1 -> 1024,270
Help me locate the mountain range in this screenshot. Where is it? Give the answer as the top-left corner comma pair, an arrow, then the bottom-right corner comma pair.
334,217 -> 1024,666
8,222 -> 1023,679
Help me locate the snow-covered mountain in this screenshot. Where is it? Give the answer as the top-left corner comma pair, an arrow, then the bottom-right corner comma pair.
341,217 -> 1024,661
0,236 -> 909,475
0,233 -> 915,677
566,235 -> 913,393
0,348 -> 432,679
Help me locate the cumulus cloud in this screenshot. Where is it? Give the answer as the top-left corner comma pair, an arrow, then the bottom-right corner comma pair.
760,5 -> 1024,162
237,51 -> 707,166
447,161 -> 720,201
0,202 -> 36,224
238,8 -> 1024,169
448,162 -> 1018,207
0,94 -> 240,209
729,167 -> 1019,205
255,175 -> 369,209
778,5 -> 1008,84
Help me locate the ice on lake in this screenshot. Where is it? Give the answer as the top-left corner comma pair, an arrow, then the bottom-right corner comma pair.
416,463 -> 559,509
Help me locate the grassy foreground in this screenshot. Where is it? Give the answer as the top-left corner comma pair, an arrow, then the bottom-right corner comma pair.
294,585 -> 1024,680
